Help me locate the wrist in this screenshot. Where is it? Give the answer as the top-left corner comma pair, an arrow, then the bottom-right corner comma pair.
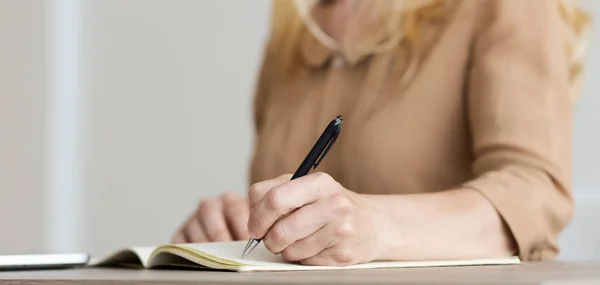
359,194 -> 412,261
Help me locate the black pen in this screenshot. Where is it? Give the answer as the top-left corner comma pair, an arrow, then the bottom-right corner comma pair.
241,115 -> 343,258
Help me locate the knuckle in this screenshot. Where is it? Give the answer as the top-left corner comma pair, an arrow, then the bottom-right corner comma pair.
335,222 -> 355,238
332,248 -> 354,264
265,189 -> 283,212
315,172 -> 334,185
330,193 -> 353,214
270,224 -> 290,244
248,183 -> 261,199
221,191 -> 237,202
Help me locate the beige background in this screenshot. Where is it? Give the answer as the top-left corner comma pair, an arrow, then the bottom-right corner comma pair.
0,0 -> 599,260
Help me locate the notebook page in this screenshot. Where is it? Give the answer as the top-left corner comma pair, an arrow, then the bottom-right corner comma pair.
93,246 -> 156,268
129,247 -> 155,267
179,241 -> 520,272
178,241 -> 285,265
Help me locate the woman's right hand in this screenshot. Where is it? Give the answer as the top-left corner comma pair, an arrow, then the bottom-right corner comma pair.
171,192 -> 250,243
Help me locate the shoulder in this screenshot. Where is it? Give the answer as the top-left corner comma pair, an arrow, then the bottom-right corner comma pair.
469,0 -> 583,47
468,0 -> 574,68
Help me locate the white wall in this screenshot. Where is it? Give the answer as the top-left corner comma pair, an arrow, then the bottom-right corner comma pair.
557,0 -> 600,261
574,1 -> 600,192
0,0 -> 48,254
80,0 -> 270,256
0,0 -> 598,260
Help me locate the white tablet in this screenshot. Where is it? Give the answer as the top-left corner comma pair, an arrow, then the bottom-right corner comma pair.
0,253 -> 90,270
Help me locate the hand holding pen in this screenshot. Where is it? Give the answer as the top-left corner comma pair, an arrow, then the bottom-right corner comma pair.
241,116 -> 389,266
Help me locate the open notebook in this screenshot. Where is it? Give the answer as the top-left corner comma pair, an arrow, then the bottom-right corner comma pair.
93,241 -> 520,272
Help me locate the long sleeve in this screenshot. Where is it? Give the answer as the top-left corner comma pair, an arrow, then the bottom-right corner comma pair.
463,0 -> 574,261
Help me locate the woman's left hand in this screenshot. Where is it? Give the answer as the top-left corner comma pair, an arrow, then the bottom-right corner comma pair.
247,172 -> 389,266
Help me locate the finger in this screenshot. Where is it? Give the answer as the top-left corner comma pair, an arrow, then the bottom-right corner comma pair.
172,215 -> 193,243
299,245 -> 356,267
222,193 -> 251,240
183,216 -> 208,243
171,232 -> 186,244
279,220 -> 338,262
198,198 -> 233,241
248,172 -> 338,238
248,174 -> 292,207
263,196 -> 334,254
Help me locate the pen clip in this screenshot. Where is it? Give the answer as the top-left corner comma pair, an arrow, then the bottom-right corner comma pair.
313,130 -> 339,169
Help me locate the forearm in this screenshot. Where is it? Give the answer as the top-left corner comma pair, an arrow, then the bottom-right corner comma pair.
364,188 -> 517,261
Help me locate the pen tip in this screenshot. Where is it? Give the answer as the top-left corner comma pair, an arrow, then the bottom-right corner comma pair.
241,239 -> 260,259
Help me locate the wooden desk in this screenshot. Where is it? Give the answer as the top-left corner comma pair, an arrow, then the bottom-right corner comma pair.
0,262 -> 599,285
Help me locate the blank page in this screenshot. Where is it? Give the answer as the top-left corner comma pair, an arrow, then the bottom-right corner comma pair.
178,241 -> 521,272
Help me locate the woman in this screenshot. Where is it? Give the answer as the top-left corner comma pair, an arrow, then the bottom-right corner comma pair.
173,0 -> 591,265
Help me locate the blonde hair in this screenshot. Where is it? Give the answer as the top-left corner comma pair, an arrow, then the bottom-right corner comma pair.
267,0 -> 592,97
560,1 -> 593,98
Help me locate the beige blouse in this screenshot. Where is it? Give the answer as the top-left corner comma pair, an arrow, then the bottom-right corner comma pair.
249,0 -> 573,262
